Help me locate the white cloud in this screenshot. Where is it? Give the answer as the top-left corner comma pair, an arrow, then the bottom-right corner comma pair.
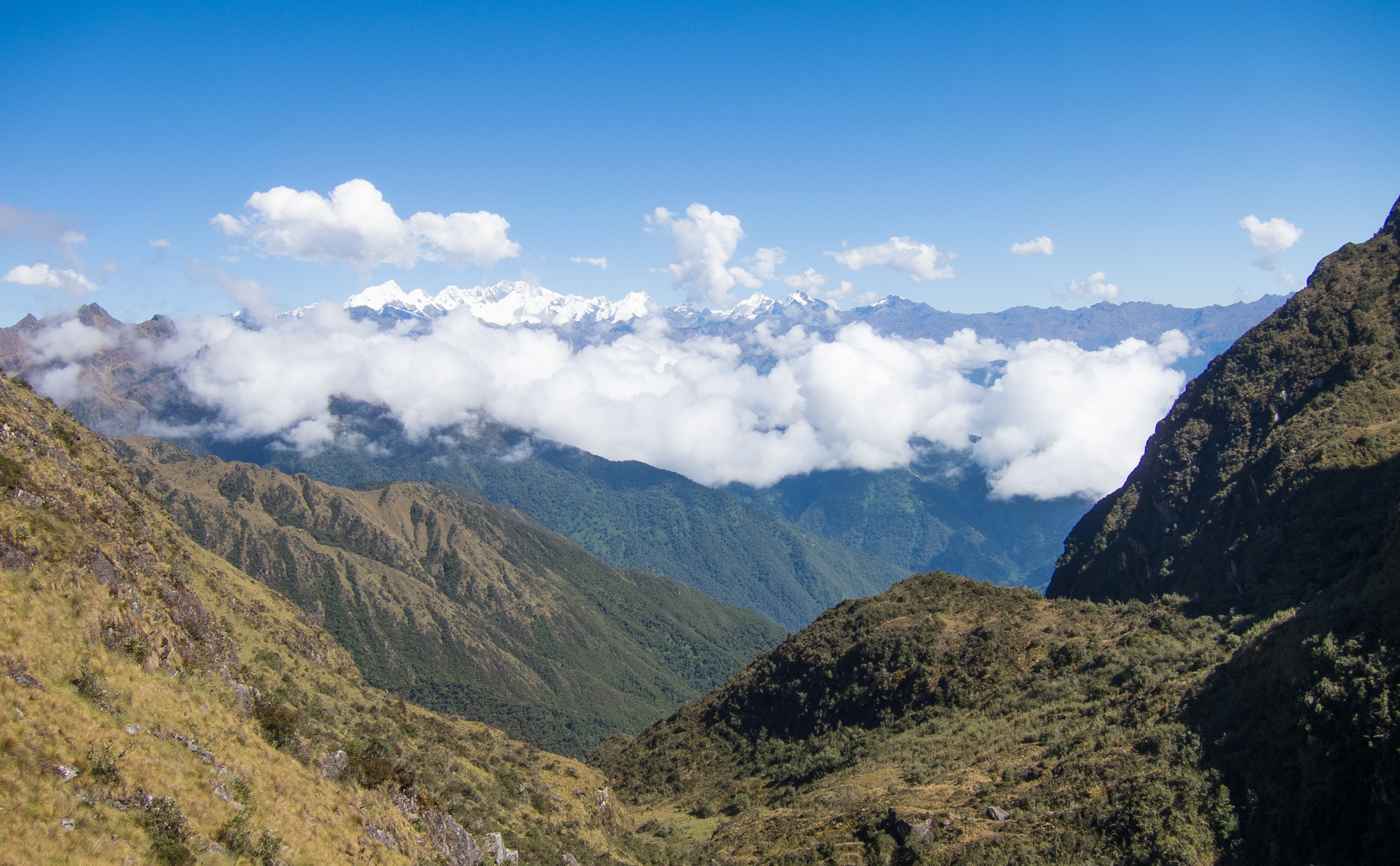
646,203 -> 763,308
1010,236 -> 1056,256
571,256 -> 609,269
2,262 -> 101,298
1068,271 -> 1120,301
211,179 -> 521,271
1240,214 -> 1303,285
744,247 -> 786,280
34,364 -> 84,403
145,306 -> 1188,500
26,318 -> 120,363
1240,215 -> 1302,253
825,236 -> 955,281
149,238 -> 172,248
781,269 -> 830,293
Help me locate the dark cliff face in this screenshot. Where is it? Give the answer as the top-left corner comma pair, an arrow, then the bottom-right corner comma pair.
1048,196 -> 1400,612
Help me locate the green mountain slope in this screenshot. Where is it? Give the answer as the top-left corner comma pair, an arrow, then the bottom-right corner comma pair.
590,197 -> 1400,866
725,449 -> 1088,591
115,436 -> 784,756
594,571 -> 1240,865
1044,195 -> 1400,862
0,370 -> 640,866
210,421 -> 905,631
1049,196 -> 1400,611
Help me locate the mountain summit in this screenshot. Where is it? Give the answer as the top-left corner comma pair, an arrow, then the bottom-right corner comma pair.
1049,195 -> 1400,611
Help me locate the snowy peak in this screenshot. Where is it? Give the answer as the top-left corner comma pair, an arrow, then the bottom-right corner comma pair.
343,280 -> 654,327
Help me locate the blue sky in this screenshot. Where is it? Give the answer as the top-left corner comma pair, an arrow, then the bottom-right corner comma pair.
2,0 -> 1397,325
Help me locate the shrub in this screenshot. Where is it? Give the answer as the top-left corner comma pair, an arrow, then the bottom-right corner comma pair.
252,696 -> 301,748
86,741 -> 127,785
138,795 -> 192,866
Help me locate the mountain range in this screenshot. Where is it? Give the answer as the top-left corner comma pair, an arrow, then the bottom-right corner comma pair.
335,279 -> 1286,380
0,288 -> 1286,623
0,196 -> 1394,865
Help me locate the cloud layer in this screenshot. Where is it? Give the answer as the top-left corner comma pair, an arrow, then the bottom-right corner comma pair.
127,307 -> 1187,500
212,179 -> 521,271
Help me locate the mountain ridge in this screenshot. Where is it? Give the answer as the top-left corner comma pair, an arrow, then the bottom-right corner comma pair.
115,435 -> 785,755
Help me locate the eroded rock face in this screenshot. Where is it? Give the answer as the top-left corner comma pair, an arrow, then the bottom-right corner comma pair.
484,832 -> 518,865
421,809 -> 482,866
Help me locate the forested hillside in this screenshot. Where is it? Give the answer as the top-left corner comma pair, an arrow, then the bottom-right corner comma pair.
726,448 -> 1086,591
206,422 -> 904,631
116,436 -> 783,756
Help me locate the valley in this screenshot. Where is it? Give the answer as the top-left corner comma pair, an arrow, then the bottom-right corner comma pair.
0,199 -> 1394,864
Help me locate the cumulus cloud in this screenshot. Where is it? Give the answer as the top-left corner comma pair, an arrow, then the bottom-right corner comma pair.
571,256 -> 608,269
2,262 -> 101,298
1010,236 -> 1056,256
645,207 -> 841,308
1068,271 -> 1120,302
646,203 -> 763,308
825,237 -> 955,282
211,179 -> 522,271
149,238 -> 172,249
147,307 -> 1187,499
1240,214 -> 1303,284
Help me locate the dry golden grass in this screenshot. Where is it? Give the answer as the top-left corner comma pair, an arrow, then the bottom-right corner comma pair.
0,378 -> 637,865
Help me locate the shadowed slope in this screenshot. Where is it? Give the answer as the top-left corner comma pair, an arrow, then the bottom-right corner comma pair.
1050,196 -> 1400,611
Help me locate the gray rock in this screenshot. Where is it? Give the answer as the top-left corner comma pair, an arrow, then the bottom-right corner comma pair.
485,832 -> 518,865
422,809 -> 482,866
124,723 -> 141,735
13,489 -> 43,507
55,764 -> 78,782
563,856 -> 581,866
365,823 -> 400,853
8,672 -> 44,691
986,806 -> 1010,821
320,749 -> 348,781
60,819 -> 74,831
87,553 -> 118,585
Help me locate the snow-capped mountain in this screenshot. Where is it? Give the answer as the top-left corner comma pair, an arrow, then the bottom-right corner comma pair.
341,279 -> 655,327
332,278 -> 1290,378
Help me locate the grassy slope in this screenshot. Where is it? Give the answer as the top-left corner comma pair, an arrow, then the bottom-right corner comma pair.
223,422 -> 906,632
0,372 -> 649,866
112,436 -> 783,757
595,572 -> 1241,866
